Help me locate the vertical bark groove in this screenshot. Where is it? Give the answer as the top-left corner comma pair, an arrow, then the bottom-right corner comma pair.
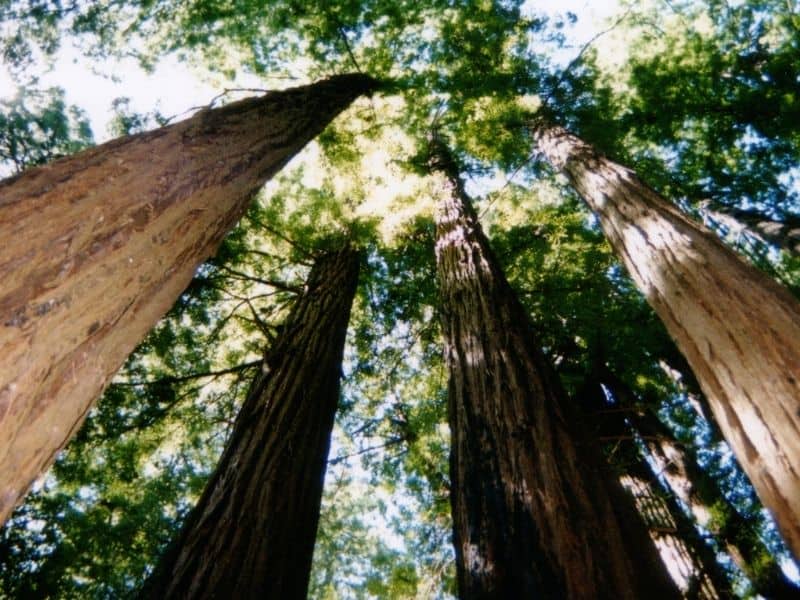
140,246 -> 361,599
431,141 -> 678,599
533,121 -> 800,559
0,74 -> 378,524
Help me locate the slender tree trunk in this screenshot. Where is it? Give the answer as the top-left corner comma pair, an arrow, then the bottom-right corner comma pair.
0,74 -> 378,525
579,377 -> 735,599
532,121 -> 800,559
699,202 -> 800,258
620,464 -> 731,599
430,139 -> 678,599
641,416 -> 800,599
603,375 -> 800,599
140,246 -> 360,599
595,366 -> 798,597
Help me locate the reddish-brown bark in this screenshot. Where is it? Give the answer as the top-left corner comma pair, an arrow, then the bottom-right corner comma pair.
533,121 -> 800,559
0,74 -> 378,525
431,140 -> 678,599
140,247 -> 360,599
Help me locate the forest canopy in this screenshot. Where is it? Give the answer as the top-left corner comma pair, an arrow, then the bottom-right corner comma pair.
0,0 -> 799,598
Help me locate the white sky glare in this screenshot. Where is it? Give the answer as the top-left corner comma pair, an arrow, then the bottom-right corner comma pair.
1,0 -> 621,142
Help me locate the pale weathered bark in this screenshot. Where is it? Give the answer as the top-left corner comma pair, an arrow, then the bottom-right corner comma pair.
140,246 -> 360,599
533,121 -> 800,559
0,74 -> 378,525
430,140 -> 678,599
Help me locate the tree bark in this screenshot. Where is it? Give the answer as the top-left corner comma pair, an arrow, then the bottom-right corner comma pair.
0,73 -> 378,525
602,374 -> 800,600
139,246 -> 360,599
430,140 -> 678,599
532,121 -> 800,559
579,376 -> 735,599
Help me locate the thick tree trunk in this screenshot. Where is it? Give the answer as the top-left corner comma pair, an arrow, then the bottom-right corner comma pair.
140,246 -> 360,599
532,121 -> 800,559
0,74 -> 377,525
430,140 -> 678,599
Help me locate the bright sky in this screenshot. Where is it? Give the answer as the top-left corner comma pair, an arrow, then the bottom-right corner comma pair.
0,0 -> 622,142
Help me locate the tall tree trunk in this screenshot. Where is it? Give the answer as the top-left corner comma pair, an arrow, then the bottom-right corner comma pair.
579,377 -> 735,599
140,246 -> 360,599
430,139 -> 678,599
601,372 -> 800,599
532,121 -> 800,559
0,74 -> 378,525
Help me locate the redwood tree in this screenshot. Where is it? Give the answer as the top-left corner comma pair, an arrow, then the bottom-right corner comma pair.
430,138 -> 678,599
598,369 -> 799,599
140,245 -> 361,599
532,121 -> 800,559
0,73 -> 378,525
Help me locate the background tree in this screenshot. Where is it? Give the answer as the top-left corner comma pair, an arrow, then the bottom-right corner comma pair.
429,137 -> 676,598
0,84 -> 93,176
142,244 -> 361,599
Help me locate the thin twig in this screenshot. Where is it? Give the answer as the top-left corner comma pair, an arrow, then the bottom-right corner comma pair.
328,436 -> 407,465
478,150 -> 537,219
112,360 -> 261,387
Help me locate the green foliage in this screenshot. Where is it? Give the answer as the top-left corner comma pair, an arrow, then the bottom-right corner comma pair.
584,0 -> 800,261
0,85 -> 93,175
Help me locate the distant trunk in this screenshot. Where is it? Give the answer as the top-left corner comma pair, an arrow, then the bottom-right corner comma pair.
602,374 -> 800,600
533,121 -> 800,559
579,376 -> 734,599
140,246 -> 360,599
0,74 -> 378,525
430,139 -> 678,599
620,465 -> 731,599
699,202 -> 800,258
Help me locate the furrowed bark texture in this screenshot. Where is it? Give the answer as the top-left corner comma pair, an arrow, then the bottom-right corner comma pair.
140,247 -> 360,599
581,377 -> 734,599
596,368 -> 798,597
533,122 -> 800,559
0,73 -> 377,524
431,144 -> 678,599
